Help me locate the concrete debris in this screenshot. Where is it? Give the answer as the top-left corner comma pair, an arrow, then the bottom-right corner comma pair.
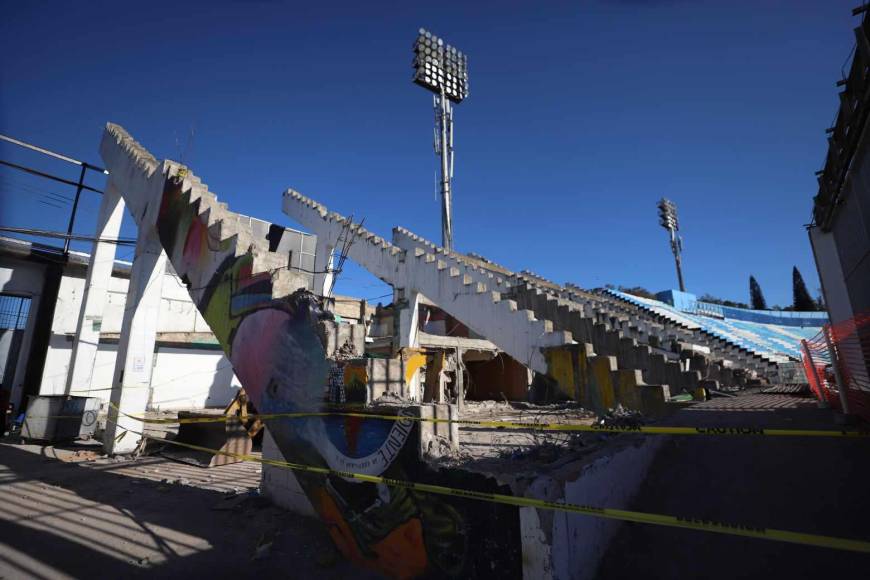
423,435 -> 472,466
370,392 -> 406,406
596,404 -> 645,429
333,340 -> 358,361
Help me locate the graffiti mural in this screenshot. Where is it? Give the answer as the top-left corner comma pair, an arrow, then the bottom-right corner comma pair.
156,176 -> 521,578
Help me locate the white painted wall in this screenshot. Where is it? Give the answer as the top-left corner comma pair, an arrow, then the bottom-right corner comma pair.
51,269 -> 213,335
35,266 -> 240,411
40,335 -> 118,397
39,336 -> 240,410
149,347 -> 240,410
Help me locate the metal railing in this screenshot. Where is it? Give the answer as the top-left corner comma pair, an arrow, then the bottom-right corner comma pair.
0,134 -> 108,255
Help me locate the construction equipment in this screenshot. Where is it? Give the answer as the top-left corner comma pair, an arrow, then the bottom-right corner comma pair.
161,389 -> 263,468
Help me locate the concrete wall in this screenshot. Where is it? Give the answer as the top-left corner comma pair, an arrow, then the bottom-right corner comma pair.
829,139 -> 870,319
811,101 -> 870,324
38,334 -> 241,410
810,226 -> 854,326
35,265 -> 243,410
50,267 -> 214,336
543,438 -> 662,580
810,110 -> 870,393
466,353 -> 530,400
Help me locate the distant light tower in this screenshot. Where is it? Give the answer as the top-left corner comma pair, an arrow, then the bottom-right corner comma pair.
657,197 -> 686,292
412,28 -> 469,251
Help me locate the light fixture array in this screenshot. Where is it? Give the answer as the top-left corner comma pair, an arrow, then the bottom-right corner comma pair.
657,198 -> 679,231
413,28 -> 469,103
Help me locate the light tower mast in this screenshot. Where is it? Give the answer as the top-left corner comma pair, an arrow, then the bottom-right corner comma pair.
657,197 -> 686,292
412,28 -> 469,251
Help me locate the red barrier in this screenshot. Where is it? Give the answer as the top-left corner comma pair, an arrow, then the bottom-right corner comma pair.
801,313 -> 870,419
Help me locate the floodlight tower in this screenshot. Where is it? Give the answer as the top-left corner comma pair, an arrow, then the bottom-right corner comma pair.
657,197 -> 686,292
412,28 -> 469,251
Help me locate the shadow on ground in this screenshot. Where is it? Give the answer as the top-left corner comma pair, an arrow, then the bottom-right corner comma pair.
598,396 -> 870,579
0,441 -> 381,579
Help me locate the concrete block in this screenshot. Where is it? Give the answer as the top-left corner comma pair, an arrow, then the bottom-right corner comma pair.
589,355 -> 617,411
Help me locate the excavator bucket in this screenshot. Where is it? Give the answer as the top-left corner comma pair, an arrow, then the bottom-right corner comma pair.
161,412 -> 252,467
161,389 -> 262,468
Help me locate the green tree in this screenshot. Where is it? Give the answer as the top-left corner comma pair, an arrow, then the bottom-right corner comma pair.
792,266 -> 818,311
619,285 -> 656,300
698,293 -> 749,309
749,275 -> 767,310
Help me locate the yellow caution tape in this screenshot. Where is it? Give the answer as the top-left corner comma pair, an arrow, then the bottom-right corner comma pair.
140,432 -> 870,554
28,403 -> 870,439
103,403 -> 870,438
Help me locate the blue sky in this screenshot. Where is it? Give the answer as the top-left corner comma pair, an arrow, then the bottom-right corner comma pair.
0,0 -> 857,307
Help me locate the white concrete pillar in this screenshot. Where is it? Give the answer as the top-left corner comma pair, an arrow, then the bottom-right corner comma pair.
103,226 -> 167,454
398,289 -> 421,349
313,239 -> 334,297
65,181 -> 125,397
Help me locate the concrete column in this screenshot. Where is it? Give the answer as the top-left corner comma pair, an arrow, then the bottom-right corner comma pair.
103,226 -> 167,454
313,239 -> 334,297
65,181 -> 125,396
398,289 -> 421,349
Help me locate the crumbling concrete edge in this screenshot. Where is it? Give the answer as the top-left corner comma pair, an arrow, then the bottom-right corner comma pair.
262,420 -> 665,580
514,435 -> 665,580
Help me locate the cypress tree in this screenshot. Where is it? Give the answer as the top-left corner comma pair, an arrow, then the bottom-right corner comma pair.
792,266 -> 817,311
749,275 -> 767,310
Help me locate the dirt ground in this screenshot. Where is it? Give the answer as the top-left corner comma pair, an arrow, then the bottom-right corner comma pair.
0,440 -> 380,579
3,392 -> 869,579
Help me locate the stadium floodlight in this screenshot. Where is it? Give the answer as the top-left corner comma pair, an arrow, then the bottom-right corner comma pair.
413,28 -> 469,251
657,197 -> 686,292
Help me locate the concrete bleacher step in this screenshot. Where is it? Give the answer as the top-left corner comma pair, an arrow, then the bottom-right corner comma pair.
102,125 -> 312,312
390,225 -> 707,396
446,234 -> 782,385
283,189 -> 573,375
448,253 -> 768,390
601,290 -> 778,367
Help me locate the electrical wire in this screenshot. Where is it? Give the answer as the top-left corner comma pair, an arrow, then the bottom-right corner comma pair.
0,226 -> 137,246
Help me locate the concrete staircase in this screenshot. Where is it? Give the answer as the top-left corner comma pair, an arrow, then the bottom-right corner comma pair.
583,289 -> 779,371
100,124 -> 311,333
391,228 -> 702,393
282,190 -> 573,374
391,227 -> 778,391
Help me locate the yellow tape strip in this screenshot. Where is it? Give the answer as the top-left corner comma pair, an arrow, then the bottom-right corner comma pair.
106,404 -> 870,438
143,433 -> 870,554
